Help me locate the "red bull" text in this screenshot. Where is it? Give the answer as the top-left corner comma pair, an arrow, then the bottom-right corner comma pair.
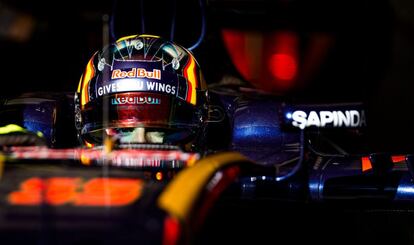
111,68 -> 161,80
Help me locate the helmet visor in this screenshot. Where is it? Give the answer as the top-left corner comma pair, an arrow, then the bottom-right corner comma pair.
81,92 -> 202,145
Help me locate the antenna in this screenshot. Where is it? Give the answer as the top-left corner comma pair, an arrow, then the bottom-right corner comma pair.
170,0 -> 177,41
188,0 -> 206,51
140,0 -> 146,33
109,0 -> 117,42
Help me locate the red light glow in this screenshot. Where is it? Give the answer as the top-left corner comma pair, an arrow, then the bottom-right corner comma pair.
362,155 -> 405,172
361,157 -> 372,172
269,53 -> 297,81
221,29 -> 251,81
162,216 -> 181,245
392,155 -> 405,163
8,177 -> 143,207
221,29 -> 298,93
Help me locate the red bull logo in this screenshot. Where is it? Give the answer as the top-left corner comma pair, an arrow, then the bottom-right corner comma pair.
111,95 -> 161,105
111,68 -> 161,80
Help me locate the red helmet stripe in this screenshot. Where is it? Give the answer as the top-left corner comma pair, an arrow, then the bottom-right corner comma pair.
183,55 -> 198,105
81,57 -> 95,108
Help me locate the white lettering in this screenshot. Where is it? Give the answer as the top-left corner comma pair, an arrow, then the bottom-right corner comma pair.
147,81 -> 156,91
350,110 -> 360,127
360,110 -> 367,126
145,81 -> 176,95
98,87 -> 103,96
307,111 -> 321,127
290,110 -> 366,129
98,80 -> 177,97
292,111 -> 307,129
337,111 -> 350,127
158,83 -> 165,92
319,111 -> 334,127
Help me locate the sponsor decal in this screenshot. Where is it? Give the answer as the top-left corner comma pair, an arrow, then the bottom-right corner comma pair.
287,110 -> 366,129
97,80 -> 176,96
111,68 -> 161,80
8,177 -> 143,207
111,95 -> 161,105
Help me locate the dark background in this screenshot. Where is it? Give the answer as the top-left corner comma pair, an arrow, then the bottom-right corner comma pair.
2,1 -> 414,244
1,0 -> 414,152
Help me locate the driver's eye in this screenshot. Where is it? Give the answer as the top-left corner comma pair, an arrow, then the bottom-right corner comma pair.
146,131 -> 165,143
118,128 -> 135,134
105,128 -> 135,136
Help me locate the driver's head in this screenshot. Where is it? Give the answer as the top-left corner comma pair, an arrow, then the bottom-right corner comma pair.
75,34 -> 208,152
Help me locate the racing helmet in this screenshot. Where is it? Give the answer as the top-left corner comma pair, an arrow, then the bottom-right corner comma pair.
75,34 -> 208,151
